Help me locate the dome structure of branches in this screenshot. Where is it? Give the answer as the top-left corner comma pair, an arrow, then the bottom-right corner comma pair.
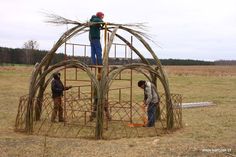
18,13 -> 180,139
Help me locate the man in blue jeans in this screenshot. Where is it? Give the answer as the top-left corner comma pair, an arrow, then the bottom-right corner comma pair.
138,80 -> 159,127
89,12 -> 104,65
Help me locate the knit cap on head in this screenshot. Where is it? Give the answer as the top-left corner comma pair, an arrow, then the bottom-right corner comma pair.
96,12 -> 104,19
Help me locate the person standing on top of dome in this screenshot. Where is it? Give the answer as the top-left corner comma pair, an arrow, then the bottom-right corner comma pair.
89,12 -> 104,65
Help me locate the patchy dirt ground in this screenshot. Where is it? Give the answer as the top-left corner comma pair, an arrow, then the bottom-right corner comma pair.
0,130 -> 235,157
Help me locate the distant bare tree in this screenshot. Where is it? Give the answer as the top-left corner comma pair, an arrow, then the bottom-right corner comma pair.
23,40 -> 39,64
23,40 -> 39,50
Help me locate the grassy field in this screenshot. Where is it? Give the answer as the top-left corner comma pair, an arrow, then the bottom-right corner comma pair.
0,65 -> 235,157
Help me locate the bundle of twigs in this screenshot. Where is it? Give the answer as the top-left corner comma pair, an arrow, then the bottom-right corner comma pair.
43,13 -> 152,41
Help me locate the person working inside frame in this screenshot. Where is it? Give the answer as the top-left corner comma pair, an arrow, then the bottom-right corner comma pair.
51,72 -> 72,122
138,80 -> 160,127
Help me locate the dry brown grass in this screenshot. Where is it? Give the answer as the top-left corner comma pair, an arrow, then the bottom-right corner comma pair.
164,65 -> 236,76
0,65 -> 235,157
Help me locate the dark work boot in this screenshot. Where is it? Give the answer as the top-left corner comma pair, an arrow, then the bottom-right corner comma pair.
106,112 -> 112,121
51,110 -> 57,122
59,119 -> 65,122
89,112 -> 96,121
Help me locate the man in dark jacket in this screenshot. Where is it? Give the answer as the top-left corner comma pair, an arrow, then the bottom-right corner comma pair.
138,80 -> 160,127
51,72 -> 72,122
89,12 -> 104,65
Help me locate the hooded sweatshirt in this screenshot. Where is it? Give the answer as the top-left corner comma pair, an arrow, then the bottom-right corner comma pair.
144,81 -> 159,105
51,78 -> 65,98
89,15 -> 104,40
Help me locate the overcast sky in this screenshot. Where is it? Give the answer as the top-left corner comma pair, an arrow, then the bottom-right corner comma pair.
1,0 -> 236,61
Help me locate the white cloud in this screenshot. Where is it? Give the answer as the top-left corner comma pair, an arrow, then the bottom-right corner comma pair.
0,0 -> 236,60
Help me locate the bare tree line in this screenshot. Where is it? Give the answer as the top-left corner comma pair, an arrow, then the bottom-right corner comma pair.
0,44 -> 235,65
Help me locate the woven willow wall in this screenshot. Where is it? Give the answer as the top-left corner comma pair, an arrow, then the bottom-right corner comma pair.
15,92 -> 182,139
